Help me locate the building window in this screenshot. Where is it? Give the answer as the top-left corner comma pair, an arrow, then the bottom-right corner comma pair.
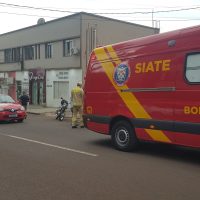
4,45 -> 39,63
5,49 -> 12,63
45,43 -> 52,59
24,45 -> 34,60
12,48 -> 21,62
185,53 -> 200,83
63,40 -> 73,57
4,48 -> 21,63
38,44 -> 40,59
33,44 -> 40,60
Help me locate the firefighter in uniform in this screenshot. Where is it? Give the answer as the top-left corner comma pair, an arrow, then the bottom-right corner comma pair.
71,82 -> 84,128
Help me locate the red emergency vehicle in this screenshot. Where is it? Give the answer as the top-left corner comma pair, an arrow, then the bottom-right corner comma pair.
83,25 -> 200,151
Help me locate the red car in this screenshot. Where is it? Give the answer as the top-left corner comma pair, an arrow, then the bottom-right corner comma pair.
0,94 -> 26,122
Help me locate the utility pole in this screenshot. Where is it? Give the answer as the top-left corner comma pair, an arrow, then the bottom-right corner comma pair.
152,9 -> 154,27
151,9 -> 160,32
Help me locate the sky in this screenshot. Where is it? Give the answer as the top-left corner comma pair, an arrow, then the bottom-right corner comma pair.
0,0 -> 200,34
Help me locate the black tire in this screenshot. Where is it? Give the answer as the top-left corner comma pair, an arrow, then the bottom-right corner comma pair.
59,115 -> 64,121
111,120 -> 138,151
18,119 -> 24,123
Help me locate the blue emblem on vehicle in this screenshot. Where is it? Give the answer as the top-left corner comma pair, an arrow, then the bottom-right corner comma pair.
113,64 -> 130,86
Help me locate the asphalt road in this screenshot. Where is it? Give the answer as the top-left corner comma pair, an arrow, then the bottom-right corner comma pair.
0,114 -> 200,200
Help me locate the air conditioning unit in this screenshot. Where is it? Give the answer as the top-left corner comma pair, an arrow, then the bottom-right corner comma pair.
71,48 -> 80,55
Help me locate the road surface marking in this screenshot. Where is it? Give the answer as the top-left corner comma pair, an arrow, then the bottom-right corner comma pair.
0,133 -> 98,157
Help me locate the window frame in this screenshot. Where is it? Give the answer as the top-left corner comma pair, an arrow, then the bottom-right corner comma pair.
185,52 -> 200,84
4,48 -> 12,63
45,43 -> 53,59
24,45 -> 35,60
63,40 -> 73,57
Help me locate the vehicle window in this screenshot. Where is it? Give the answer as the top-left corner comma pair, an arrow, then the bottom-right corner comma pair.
0,95 -> 15,103
185,53 -> 200,83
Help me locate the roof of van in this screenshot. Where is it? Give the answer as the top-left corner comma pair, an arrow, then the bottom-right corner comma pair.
107,24 -> 200,49
92,24 -> 200,62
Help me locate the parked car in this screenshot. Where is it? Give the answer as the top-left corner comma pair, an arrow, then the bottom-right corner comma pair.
0,94 -> 26,122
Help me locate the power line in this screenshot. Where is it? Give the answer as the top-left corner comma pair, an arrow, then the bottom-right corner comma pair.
0,11 -> 57,18
0,2 -> 199,25
0,2 -> 200,15
94,6 -> 200,14
0,2 -> 74,13
0,10 -> 200,23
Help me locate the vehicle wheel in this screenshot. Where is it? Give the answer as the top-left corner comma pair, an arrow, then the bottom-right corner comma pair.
111,120 -> 138,151
18,119 -> 24,123
59,115 -> 64,121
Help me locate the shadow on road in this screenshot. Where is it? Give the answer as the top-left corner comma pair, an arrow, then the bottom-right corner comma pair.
138,142 -> 200,165
91,138 -> 113,149
90,138 -> 200,165
0,120 -> 23,124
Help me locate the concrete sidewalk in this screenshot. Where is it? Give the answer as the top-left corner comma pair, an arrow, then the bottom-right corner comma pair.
27,105 -> 72,118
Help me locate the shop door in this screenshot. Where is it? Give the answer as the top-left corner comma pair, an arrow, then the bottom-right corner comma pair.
32,82 -> 38,105
39,81 -> 44,104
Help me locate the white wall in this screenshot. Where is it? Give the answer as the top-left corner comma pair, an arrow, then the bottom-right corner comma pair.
16,71 -> 29,94
16,71 -> 29,83
68,69 -> 82,94
46,69 -> 82,107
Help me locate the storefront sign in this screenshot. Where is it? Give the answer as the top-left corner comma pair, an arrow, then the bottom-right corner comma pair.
29,69 -> 45,81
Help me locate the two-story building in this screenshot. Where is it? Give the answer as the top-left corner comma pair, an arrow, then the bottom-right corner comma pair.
0,12 -> 159,107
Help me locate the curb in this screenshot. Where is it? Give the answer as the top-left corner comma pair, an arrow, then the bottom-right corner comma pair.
27,112 -> 41,115
27,111 -> 72,119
